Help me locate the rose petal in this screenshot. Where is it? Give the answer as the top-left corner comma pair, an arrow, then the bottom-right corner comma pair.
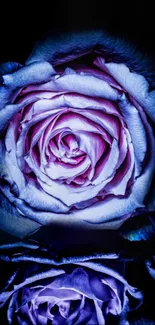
20,72 -> 119,101
77,131 -> 106,166
71,64 -> 123,91
19,181 -> 69,213
16,110 -> 62,171
50,268 -> 95,300
2,61 -> 56,89
44,156 -> 90,180
0,62 -> 22,77
4,115 -> 26,192
118,93 -> 148,176
94,300 -> 105,325
0,62 -> 23,113
95,56 -> 155,121
93,139 -> 119,185
81,109 -> 121,140
26,30 -> 103,65
0,93 -> 41,134
0,191 -> 40,238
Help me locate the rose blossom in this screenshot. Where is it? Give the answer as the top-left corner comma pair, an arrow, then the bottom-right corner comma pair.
0,244 -> 142,325
0,31 -> 155,237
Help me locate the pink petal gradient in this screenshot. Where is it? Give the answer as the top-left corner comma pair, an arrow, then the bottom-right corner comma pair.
0,49 -> 154,235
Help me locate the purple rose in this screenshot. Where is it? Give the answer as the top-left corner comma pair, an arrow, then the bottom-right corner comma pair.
0,31 -> 155,237
0,247 -> 142,325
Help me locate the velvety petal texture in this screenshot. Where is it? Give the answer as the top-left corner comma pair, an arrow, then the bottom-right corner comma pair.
0,31 -> 155,236
0,244 -> 142,325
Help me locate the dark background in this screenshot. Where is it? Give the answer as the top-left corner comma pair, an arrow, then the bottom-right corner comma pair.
0,0 -> 155,63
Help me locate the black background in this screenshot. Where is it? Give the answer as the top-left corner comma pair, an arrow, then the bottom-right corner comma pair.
0,0 -> 155,63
